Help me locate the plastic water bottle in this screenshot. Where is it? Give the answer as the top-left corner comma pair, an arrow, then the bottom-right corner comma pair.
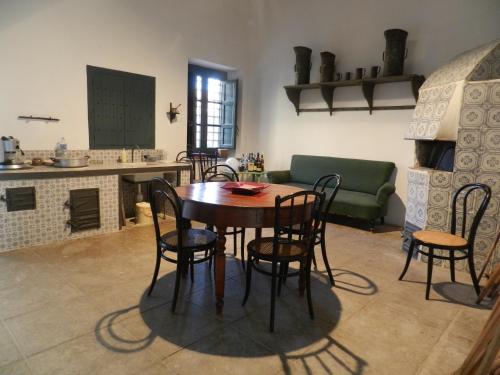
55,137 -> 67,157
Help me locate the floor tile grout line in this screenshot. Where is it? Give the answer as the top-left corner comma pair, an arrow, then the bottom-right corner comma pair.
7,298 -> 168,361
0,317 -> 34,374
413,308 -> 463,375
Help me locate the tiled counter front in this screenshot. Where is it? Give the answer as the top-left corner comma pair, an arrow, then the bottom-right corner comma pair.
0,176 -> 119,252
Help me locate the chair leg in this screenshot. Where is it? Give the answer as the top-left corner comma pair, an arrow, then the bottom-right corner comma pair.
426,247 -> 434,300
242,254 -> 253,306
450,250 -> 456,282
312,251 -> 317,270
147,246 -> 161,296
233,228 -> 237,256
320,232 -> 335,286
172,252 -> 184,312
240,229 -> 246,269
306,257 -> 314,320
283,262 -> 289,284
277,262 -> 284,297
380,217 -> 385,225
212,247 -> 217,280
189,254 -> 194,283
399,239 -> 416,280
467,250 -> 481,296
270,260 -> 278,332
298,260 -> 305,297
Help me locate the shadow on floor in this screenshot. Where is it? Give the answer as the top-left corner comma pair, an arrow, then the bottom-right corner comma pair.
433,282 -> 493,309
94,266 -> 374,374
279,336 -> 368,375
327,215 -> 401,233
330,269 -> 378,296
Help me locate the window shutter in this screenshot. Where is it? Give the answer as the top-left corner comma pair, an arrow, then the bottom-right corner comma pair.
88,69 -> 126,148
124,75 -> 155,148
220,79 -> 237,149
186,71 -> 197,153
87,66 -> 155,149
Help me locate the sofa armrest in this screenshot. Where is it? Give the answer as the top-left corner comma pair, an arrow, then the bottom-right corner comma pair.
376,182 -> 396,206
266,170 -> 291,184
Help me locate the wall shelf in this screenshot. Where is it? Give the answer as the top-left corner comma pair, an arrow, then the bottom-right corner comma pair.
284,74 -> 425,115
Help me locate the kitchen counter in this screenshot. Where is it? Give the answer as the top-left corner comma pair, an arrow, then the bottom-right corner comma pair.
0,161 -> 191,180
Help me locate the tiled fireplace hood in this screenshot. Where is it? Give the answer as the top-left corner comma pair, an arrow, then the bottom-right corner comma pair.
405,39 -> 500,141
404,39 -> 500,272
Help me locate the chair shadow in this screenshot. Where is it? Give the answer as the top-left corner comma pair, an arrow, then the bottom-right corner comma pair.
93,260 -> 375,373
398,279 -> 492,309
329,269 -> 378,296
279,336 -> 368,375
432,281 -> 492,309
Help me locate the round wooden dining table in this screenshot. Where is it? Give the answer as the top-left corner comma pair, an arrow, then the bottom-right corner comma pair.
175,182 -> 308,314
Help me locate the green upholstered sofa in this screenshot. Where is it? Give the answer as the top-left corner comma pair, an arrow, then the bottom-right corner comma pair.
267,155 -> 396,228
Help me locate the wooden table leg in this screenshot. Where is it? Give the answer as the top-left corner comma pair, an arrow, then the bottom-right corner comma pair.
215,226 -> 227,314
255,228 -> 262,240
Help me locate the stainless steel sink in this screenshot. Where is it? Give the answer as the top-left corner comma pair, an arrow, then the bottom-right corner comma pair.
122,172 -> 165,183
120,160 -> 176,183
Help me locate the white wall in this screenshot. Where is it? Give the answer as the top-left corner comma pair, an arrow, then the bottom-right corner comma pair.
0,0 -> 257,158
1,0 -> 499,225
249,0 -> 500,224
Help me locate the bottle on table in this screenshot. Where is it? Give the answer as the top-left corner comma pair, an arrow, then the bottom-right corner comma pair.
239,154 -> 245,172
255,153 -> 262,172
248,153 -> 255,172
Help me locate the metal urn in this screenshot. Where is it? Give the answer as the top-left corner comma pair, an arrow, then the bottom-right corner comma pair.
382,29 -> 408,76
294,46 -> 312,84
320,52 -> 336,82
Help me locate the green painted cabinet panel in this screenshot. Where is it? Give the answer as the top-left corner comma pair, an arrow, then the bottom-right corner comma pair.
87,66 -> 155,149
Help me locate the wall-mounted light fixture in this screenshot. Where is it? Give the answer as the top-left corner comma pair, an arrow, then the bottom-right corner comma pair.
167,103 -> 181,123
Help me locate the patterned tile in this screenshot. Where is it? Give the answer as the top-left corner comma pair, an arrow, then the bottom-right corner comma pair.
0,176 -> 119,252
22,149 -> 165,164
406,42 -> 500,272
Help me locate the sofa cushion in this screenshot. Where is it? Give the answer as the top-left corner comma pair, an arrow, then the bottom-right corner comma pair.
289,154 -> 395,195
284,182 -> 381,221
333,189 -> 381,221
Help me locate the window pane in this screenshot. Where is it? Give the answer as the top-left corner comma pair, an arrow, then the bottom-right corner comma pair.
196,76 -> 202,100
206,125 -> 220,148
195,125 -> 201,148
196,101 -> 201,124
207,78 -> 222,102
207,102 -> 221,125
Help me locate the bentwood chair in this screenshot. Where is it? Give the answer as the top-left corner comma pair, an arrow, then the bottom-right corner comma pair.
202,164 -> 246,268
193,152 -> 218,182
282,174 -> 342,285
148,177 -> 216,312
310,174 -> 342,285
242,190 -> 325,332
175,151 -> 195,184
399,183 -> 491,299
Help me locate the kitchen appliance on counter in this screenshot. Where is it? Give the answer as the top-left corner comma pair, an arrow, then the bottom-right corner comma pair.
0,136 -> 31,170
51,156 -> 90,168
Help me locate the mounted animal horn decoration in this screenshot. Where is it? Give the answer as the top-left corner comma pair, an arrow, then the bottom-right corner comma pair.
167,103 -> 181,123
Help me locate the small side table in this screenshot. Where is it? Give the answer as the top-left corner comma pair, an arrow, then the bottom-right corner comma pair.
238,171 -> 268,182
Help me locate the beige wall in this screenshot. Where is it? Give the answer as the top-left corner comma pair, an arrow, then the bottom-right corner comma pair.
249,0 -> 500,224
0,0 -> 257,157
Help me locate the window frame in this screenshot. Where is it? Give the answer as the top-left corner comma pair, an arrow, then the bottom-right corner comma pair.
187,65 -> 228,153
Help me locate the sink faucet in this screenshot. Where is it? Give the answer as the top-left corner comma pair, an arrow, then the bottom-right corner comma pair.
131,145 -> 142,163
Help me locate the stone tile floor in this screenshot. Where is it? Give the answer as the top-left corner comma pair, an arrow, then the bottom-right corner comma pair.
0,221 -> 493,375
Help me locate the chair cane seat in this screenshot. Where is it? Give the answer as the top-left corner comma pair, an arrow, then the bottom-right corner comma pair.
161,229 -> 216,250
413,230 -> 467,248
248,237 -> 308,259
